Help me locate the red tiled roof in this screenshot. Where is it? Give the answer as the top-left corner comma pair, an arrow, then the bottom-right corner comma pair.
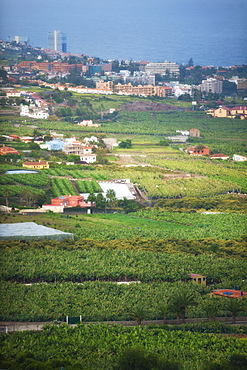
210,153 -> 229,158
23,161 -> 48,166
231,106 -> 247,110
189,273 -> 206,278
0,146 -> 20,155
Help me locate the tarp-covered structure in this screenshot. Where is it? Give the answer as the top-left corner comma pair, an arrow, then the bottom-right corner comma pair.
98,182 -> 136,200
0,222 -> 74,241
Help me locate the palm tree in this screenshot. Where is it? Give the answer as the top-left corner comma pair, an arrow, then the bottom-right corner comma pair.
130,305 -> 148,326
158,302 -> 169,324
106,189 -> 117,209
169,290 -> 198,324
205,299 -> 220,321
224,298 -> 246,324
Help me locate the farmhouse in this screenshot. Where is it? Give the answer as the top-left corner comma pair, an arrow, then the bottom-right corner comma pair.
22,160 -> 49,169
189,128 -> 200,137
78,120 -> 101,127
189,273 -> 206,286
51,195 -> 94,208
186,145 -> 210,156
233,154 -> 247,162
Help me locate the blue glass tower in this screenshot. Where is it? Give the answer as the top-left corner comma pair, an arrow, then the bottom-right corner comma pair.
48,30 -> 67,52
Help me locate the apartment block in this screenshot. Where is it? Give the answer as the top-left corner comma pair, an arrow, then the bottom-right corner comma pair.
113,83 -> 172,97
144,61 -> 180,77
200,78 -> 223,94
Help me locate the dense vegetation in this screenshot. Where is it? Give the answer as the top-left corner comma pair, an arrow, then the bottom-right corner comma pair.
1,324 -> 247,370
0,238 -> 246,323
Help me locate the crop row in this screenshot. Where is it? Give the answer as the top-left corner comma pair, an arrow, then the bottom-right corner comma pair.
51,178 -> 78,197
1,246 -> 246,285
76,179 -> 102,193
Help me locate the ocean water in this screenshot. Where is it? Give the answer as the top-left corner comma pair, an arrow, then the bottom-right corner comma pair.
0,0 -> 246,66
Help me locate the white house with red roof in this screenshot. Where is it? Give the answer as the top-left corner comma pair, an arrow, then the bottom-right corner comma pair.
210,153 -> 229,160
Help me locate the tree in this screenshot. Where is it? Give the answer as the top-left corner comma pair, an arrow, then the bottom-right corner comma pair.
168,289 -> 198,324
119,139 -> 132,148
28,142 -> 40,150
204,299 -> 220,321
20,189 -> 38,208
118,198 -> 144,214
178,93 -> 192,102
95,148 -> 109,164
224,298 -> 246,324
95,193 -> 106,209
130,305 -> 148,325
157,139 -> 169,146
106,189 -> 117,209
187,58 -> 194,67
2,188 -> 13,207
158,301 -> 169,324
67,154 -> 80,162
87,192 -> 97,204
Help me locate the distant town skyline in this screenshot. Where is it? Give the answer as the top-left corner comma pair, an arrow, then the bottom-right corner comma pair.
0,0 -> 246,66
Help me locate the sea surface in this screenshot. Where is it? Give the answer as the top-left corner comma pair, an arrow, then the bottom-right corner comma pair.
0,0 -> 246,67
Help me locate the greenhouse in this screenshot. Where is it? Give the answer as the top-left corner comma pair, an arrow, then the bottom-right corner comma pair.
98,182 -> 136,200
0,222 -> 74,241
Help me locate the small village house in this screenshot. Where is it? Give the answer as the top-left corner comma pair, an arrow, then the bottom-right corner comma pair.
22,160 -> 49,169
189,273 -> 207,286
189,128 -> 200,137
51,195 -> 94,208
186,145 -> 210,156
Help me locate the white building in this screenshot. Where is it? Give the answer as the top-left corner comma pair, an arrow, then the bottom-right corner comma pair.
80,154 -> 97,163
176,130 -> 190,136
199,78 -> 223,94
20,104 -> 49,119
233,154 -> 247,162
144,61 -> 180,77
83,136 -> 99,144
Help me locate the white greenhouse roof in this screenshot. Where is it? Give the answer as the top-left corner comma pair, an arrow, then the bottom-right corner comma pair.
0,222 -> 74,241
98,182 -> 136,200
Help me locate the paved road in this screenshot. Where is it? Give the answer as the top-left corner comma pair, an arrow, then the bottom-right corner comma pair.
1,317 -> 247,333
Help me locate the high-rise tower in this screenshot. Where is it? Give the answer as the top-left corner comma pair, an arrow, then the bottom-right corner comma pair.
48,30 -> 67,52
